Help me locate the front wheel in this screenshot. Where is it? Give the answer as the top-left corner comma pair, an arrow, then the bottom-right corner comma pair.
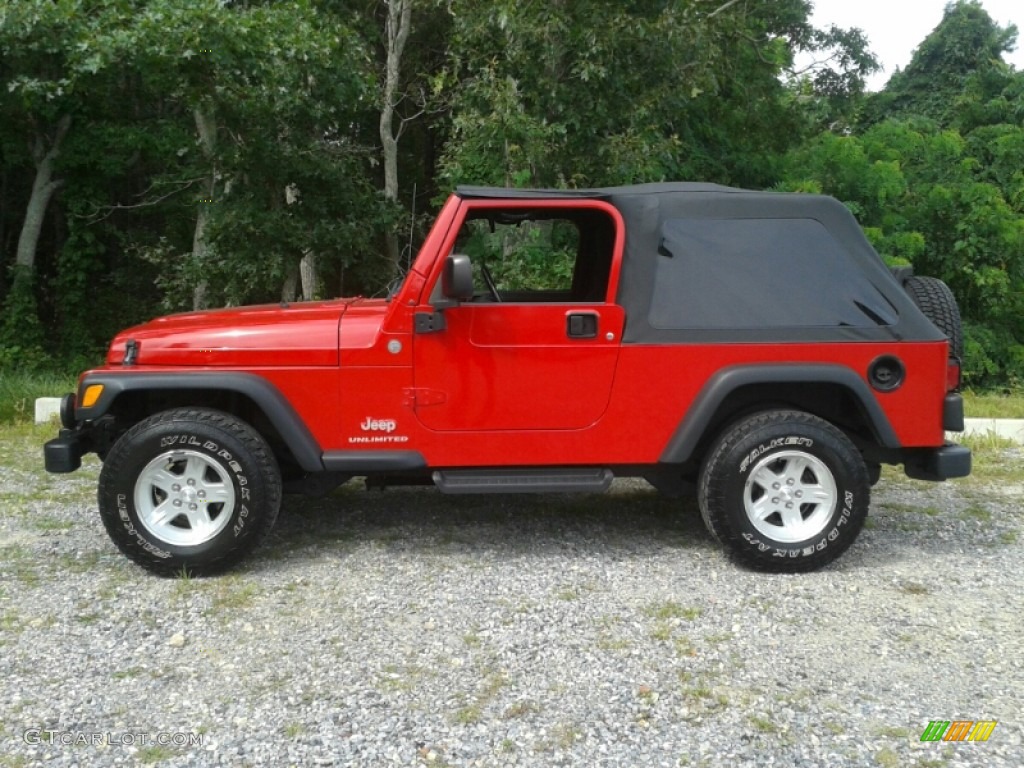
698,410 -> 869,572
98,408 -> 282,576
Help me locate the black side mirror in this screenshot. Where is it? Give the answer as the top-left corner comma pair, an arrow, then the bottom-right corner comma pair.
443,254 -> 474,302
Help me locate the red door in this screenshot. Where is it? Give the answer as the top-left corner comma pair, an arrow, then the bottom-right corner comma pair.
412,302 -> 623,431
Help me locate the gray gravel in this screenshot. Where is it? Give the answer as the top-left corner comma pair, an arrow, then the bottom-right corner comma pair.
1,430 -> 1022,767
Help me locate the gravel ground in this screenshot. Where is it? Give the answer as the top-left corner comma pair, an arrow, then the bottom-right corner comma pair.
1,424 -> 1022,768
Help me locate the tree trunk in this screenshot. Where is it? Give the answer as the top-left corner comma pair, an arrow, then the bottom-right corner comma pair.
379,0 -> 413,271
299,252 -> 318,300
15,115 -> 72,273
192,107 -> 217,310
282,258 -> 299,302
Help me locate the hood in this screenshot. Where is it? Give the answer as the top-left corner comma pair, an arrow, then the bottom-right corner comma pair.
107,300 -> 354,367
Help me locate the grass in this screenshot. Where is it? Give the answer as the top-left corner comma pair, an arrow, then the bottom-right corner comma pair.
875,747 -> 901,768
210,578 -> 259,612
644,600 -> 702,621
135,745 -> 176,764
112,667 -> 144,680
962,390 -> 1024,419
748,715 -> 778,733
542,722 -> 582,750
959,438 -> 1022,483
451,671 -> 508,725
0,371 -> 77,424
899,582 -> 929,595
0,421 -> 99,511
960,431 -> 1018,451
960,505 -> 992,522
1,547 -> 41,588
503,700 -> 539,719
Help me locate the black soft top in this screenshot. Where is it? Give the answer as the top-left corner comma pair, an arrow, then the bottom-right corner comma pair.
457,181 -> 741,201
455,184 -> 944,343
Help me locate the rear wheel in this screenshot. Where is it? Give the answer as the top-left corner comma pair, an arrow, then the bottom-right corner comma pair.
698,410 -> 869,572
904,275 -> 963,359
98,408 -> 282,576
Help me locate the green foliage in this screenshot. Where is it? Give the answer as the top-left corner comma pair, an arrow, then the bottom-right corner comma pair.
0,0 -> 1018,392
459,218 -> 576,292
783,12 -> 1024,390
861,0 -> 1018,127
437,0 -> 875,190
0,371 -> 76,423
963,322 -> 1024,389
0,267 -> 47,372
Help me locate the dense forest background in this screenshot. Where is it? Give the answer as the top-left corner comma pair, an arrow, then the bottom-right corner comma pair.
1,0 -> 1021,387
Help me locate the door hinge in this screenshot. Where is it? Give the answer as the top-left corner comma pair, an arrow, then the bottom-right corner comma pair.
402,387 -> 448,407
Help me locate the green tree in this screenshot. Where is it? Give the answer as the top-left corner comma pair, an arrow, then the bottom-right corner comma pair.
783,119 -> 1024,387
437,0 -> 875,190
862,0 -> 1018,127
1,1 -> 385,369
123,0 -> 378,309
0,0 -> 138,363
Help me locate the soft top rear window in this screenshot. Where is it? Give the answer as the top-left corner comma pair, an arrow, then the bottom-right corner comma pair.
648,218 -> 898,330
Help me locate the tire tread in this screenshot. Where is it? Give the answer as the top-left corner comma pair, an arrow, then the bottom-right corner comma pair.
904,275 -> 963,359
698,410 -> 869,573
98,408 -> 282,577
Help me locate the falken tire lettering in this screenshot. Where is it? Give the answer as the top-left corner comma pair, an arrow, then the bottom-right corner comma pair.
740,437 -> 814,474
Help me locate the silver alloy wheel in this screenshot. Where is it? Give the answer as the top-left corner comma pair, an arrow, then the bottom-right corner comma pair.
134,449 -> 236,547
743,450 -> 837,543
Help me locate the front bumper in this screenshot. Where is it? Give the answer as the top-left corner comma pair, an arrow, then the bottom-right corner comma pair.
45,430 -> 86,473
44,429 -> 90,473
904,442 -> 972,482
44,392 -> 90,473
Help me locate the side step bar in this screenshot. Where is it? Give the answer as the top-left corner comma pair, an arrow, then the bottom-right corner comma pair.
433,468 -> 614,494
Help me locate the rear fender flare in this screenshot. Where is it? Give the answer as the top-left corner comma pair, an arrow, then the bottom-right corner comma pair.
659,365 -> 900,464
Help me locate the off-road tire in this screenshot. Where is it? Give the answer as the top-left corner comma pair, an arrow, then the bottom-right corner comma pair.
698,410 -> 870,573
904,275 -> 964,359
98,408 -> 282,576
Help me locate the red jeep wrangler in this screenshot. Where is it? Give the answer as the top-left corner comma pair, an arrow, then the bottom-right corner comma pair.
45,183 -> 970,575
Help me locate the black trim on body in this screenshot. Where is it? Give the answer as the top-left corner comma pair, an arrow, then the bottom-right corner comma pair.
943,393 -> 965,432
322,451 -> 427,472
904,443 -> 971,481
75,372 -> 325,472
659,364 -> 900,464
44,430 -> 87,473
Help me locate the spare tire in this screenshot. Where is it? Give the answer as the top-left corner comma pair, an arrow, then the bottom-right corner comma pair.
903,276 -> 964,359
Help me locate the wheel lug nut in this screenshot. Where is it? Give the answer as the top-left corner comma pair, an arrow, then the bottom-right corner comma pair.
771,497 -> 779,505
786,502 -> 794,509
198,491 -> 206,499
772,483 -> 780,490
172,484 -> 181,492
189,503 -> 198,511
787,479 -> 795,485
187,479 -> 196,487
174,500 -> 182,507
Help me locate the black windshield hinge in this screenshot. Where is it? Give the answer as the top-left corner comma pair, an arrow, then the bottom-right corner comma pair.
414,311 -> 447,334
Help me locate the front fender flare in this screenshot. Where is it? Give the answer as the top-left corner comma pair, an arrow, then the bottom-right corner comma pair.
75,372 -> 325,472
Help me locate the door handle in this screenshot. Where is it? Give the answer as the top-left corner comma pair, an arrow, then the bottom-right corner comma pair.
566,312 -> 598,339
